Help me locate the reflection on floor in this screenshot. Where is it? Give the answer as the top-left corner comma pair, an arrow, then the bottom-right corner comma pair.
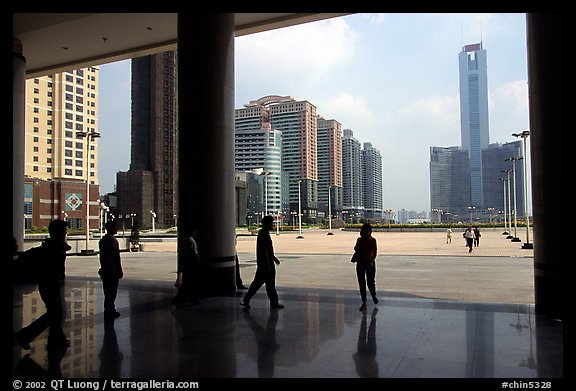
12,278 -> 562,380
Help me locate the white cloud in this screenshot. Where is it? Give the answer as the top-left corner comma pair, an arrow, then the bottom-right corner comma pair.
236,17 -> 358,81
489,80 -> 529,142
318,92 -> 376,128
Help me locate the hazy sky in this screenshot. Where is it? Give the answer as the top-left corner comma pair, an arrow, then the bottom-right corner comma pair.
98,13 -> 529,213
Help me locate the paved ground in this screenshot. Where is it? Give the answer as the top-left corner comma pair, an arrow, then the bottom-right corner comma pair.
65,228 -> 535,305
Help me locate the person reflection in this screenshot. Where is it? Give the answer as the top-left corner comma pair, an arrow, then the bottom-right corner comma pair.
353,307 -> 379,378
243,309 -> 280,378
14,346 -> 67,378
98,319 -> 123,377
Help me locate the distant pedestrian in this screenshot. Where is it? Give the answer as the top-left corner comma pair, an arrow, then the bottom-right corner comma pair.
98,220 -> 123,321
464,226 -> 475,253
13,219 -> 71,350
240,216 -> 284,309
446,228 -> 452,244
473,227 -> 481,247
172,227 -> 202,306
352,223 -> 378,311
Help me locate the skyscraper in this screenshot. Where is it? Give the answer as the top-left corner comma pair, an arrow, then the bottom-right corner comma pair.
234,110 -> 282,215
459,43 -> 490,209
342,129 -> 363,220
317,116 -> 343,219
361,142 -> 383,220
117,51 -> 178,229
24,67 -> 100,229
430,43 -> 525,222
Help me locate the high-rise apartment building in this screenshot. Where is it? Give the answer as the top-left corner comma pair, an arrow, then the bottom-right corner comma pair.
238,96 -> 318,221
317,116 -> 343,219
234,109 -> 282,216
459,42 -> 490,209
342,129 -> 363,215
361,142 -> 383,220
117,51 -> 178,229
24,67 -> 100,229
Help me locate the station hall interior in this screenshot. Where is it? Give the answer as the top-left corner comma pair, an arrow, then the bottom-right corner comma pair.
12,13 -> 563,382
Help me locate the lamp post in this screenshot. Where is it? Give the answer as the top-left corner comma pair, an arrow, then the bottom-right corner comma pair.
498,177 -> 509,235
297,180 -> 304,239
487,207 -> 495,225
502,169 -> 513,238
76,130 -> 100,255
512,131 -> 533,249
150,210 -> 156,233
431,208 -> 443,224
327,185 -> 334,235
506,157 -> 522,242
467,206 -> 475,224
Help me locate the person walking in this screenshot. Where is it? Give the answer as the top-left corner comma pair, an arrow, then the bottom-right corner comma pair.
240,216 -> 284,309
473,227 -> 481,247
352,223 -> 378,311
172,227 -> 202,306
13,219 -> 71,350
464,226 -> 476,253
98,220 -> 123,321
446,228 -> 452,244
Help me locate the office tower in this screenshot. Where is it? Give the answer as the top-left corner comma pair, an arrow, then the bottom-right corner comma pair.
24,67 -> 100,229
482,141 -> 524,217
361,143 -> 383,220
317,116 -> 343,219
429,146 -> 471,218
459,42 -> 490,209
234,107 -> 283,216
117,51 -> 178,229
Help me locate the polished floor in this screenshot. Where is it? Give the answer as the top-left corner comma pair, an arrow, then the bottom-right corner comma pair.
12,277 -> 562,381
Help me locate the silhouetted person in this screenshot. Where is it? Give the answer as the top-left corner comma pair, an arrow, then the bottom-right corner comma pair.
353,223 -> 378,311
235,236 -> 247,290
99,220 -> 123,321
172,227 -> 202,306
353,308 -> 379,378
464,226 -> 475,253
244,309 -> 280,377
13,219 -> 71,350
473,226 -> 481,247
240,216 -> 284,309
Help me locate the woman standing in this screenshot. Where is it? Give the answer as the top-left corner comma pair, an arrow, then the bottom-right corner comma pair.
352,223 -> 378,311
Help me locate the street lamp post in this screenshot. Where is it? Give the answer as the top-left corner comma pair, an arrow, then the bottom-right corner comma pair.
327,185 -> 334,235
512,131 -> 533,249
499,177 -> 509,235
76,130 -> 100,255
502,169 -> 513,239
467,206 -> 475,224
297,180 -> 304,239
150,210 -> 156,233
506,157 -> 522,242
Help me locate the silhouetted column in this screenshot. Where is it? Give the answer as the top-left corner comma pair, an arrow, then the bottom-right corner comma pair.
177,13 -> 236,295
526,14 -> 563,319
13,38 -> 25,251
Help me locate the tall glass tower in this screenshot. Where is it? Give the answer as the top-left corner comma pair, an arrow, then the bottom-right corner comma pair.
459,43 -> 489,209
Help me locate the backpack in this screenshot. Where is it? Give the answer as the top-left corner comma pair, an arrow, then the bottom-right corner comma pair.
13,246 -> 46,283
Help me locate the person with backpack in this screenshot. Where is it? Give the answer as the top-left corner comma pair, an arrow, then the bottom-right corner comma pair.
13,219 -> 71,350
